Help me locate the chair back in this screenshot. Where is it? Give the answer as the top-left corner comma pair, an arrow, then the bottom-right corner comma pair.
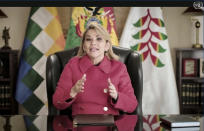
46,46 -> 143,116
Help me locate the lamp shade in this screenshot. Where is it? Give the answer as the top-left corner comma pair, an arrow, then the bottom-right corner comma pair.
0,9 -> 7,18
183,7 -> 204,16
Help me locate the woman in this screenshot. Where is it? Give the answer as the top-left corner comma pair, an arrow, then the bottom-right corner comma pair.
53,23 -> 137,115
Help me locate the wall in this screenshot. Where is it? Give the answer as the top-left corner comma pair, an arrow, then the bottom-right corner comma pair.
0,7 -> 30,50
0,7 -> 203,114
1,7 -> 202,70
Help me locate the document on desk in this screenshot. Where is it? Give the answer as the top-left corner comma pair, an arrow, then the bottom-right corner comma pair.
160,115 -> 200,127
73,114 -> 114,126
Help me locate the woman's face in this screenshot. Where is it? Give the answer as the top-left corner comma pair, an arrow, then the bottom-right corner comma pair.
83,29 -> 110,63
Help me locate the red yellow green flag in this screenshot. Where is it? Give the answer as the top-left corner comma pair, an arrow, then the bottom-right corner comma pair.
65,7 -> 118,50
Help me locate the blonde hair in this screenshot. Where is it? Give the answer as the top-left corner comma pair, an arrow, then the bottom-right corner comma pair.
77,23 -> 119,60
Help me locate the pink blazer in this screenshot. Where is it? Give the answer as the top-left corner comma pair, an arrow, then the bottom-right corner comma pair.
53,55 -> 137,115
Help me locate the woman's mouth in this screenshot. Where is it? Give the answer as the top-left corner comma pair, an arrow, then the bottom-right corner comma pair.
90,48 -> 99,52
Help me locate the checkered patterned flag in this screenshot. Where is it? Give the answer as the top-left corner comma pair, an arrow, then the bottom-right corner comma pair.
24,115 -> 47,131
15,7 -> 65,115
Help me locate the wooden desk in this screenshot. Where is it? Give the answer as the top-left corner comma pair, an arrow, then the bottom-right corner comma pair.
0,115 -> 203,131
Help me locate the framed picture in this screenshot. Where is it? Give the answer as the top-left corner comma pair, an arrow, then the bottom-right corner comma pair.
182,58 -> 197,77
200,58 -> 204,77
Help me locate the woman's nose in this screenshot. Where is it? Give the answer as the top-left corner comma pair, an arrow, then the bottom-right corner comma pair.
90,40 -> 96,45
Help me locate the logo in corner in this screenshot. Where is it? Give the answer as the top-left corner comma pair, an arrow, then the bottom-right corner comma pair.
193,1 -> 203,9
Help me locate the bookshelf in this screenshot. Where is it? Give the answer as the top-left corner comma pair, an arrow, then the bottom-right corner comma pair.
0,50 -> 19,114
176,48 -> 204,114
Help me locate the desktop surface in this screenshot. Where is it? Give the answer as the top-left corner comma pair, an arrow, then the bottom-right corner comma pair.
0,114 -> 203,131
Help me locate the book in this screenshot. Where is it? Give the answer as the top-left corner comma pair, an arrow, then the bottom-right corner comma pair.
161,122 -> 200,131
182,83 -> 201,106
171,127 -> 200,131
160,115 -> 200,127
182,84 -> 186,105
186,84 -> 190,105
201,83 -> 204,106
195,83 -> 200,105
73,114 -> 114,126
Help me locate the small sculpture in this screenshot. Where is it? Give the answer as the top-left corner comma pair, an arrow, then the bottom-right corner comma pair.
192,21 -> 203,48
1,26 -> 11,50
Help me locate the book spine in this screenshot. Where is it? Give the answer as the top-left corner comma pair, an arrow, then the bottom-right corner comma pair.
196,83 -> 200,106
2,85 -> 5,107
0,85 -> 2,108
5,85 -> 11,107
186,84 -> 190,105
190,84 -> 193,105
192,84 -> 196,105
201,83 -> 204,106
182,83 -> 186,105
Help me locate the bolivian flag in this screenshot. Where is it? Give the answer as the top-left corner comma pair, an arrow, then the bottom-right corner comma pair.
65,7 -> 119,50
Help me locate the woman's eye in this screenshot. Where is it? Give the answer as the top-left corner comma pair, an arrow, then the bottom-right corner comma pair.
85,38 -> 91,41
97,37 -> 102,41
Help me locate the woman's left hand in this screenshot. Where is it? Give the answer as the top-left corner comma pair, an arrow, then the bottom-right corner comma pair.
108,78 -> 118,100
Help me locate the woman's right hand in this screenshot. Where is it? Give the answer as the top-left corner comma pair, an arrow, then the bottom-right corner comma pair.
70,74 -> 86,98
